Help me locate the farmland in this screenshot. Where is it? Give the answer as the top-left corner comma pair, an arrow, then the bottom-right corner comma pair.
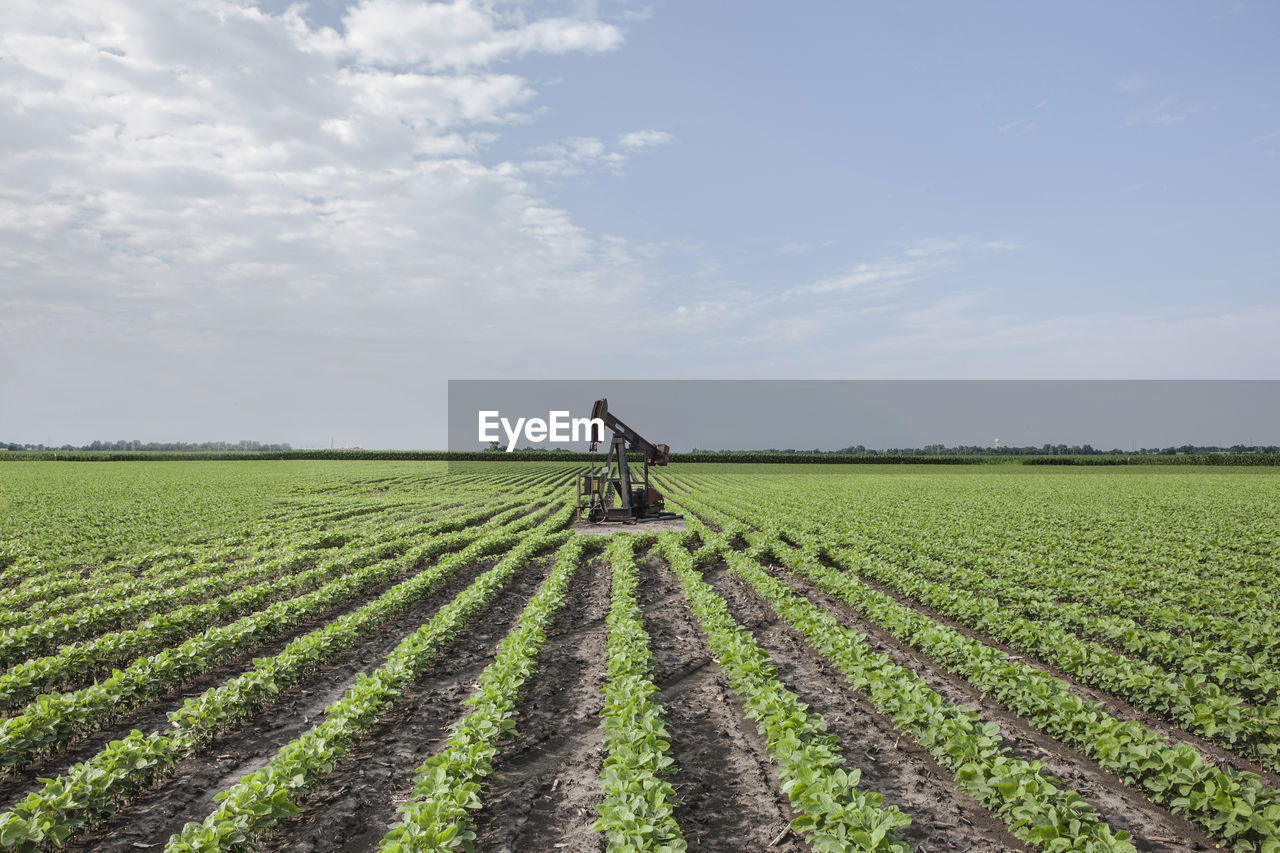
0,461 -> 1278,852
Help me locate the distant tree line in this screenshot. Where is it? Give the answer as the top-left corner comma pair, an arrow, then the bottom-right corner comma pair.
2,442 -> 1277,465
2,440 -> 293,452
689,443 -> 1280,456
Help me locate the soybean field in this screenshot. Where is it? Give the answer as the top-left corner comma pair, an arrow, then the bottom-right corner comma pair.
0,461 -> 1278,853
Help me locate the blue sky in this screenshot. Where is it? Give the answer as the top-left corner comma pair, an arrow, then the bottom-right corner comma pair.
1,1 -> 1277,447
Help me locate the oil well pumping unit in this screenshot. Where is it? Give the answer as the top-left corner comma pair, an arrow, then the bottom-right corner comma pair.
576,398 -> 683,524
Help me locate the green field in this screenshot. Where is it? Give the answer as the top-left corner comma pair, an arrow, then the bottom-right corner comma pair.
0,461 -> 1278,852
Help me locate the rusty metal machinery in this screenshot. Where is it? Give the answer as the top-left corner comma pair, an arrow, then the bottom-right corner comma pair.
576,398 -> 683,524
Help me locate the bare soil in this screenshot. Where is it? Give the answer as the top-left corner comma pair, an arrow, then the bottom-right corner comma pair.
572,517 -> 688,536
759,557 -> 1219,852
702,560 -> 1029,852
830,554 -> 1280,790
469,554 -> 612,852
62,553 -> 553,853
0,511 -> 504,805
251,554 -> 559,853
636,555 -> 807,852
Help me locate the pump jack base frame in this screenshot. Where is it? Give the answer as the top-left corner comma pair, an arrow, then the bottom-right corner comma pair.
570,512 -> 687,536
576,509 -> 684,526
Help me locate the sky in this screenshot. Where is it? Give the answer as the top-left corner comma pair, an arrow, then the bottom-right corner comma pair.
1,1 -> 1277,448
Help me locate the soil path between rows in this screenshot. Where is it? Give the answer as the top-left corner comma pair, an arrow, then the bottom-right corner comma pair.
637,555 -> 806,853
0,503 -> 513,807
469,553 -> 611,852
678,496 -> 1280,791
821,550 -> 1280,790
0,547 -> 471,808
702,561 -> 1028,853
757,557 -> 1218,852
63,551 -> 552,853
250,554 -> 559,853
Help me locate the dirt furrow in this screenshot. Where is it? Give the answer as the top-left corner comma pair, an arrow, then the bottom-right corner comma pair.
0,551 -> 478,807
702,561 -> 1028,852
469,554 -> 611,853
247,554 -> 556,853
63,553 -> 552,853
827,554 -> 1280,790
759,558 -> 1220,852
637,555 -> 806,853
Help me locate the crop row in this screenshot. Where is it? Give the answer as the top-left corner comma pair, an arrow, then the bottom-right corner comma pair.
5,476 -> 552,652
0,506 -> 572,850
849,530 -> 1280,705
0,495 -> 546,711
375,533 -> 598,851
592,535 -> 686,852
168,513 -> 579,851
656,536 -> 912,853
0,492 -> 395,598
0,502 -> 547,771
0,505 -> 434,670
679,484 -> 1280,852
651,485 -> 1133,848
834,516 -> 1280,699
0,490 -> 470,629
671,514 -> 1137,852
666,477 -> 1280,771
785,476 -> 1280,658
830,532 -> 1280,771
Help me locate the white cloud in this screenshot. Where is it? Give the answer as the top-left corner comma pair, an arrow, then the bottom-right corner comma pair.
794,238 -> 1016,298
520,129 -> 671,176
1116,75 -> 1150,93
326,0 -> 623,70
997,119 -> 1037,135
1127,97 -> 1189,126
618,129 -> 672,150
0,0 -> 653,388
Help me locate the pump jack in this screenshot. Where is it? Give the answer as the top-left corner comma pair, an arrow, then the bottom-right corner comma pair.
576,398 -> 683,524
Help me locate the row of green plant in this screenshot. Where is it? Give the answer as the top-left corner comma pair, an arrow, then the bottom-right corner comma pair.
167,514 -> 580,851
796,469 -> 1280,635
374,534 -> 599,851
0,554 -> 193,623
0,507 -> 571,850
0,505 -> 436,667
664,499 -> 1137,853
0,483 -> 390,593
843,506 -> 1280,660
0,490 -> 462,627
591,535 -> 686,852
666,464 -> 1277,606
826,534 -> 1280,771
0,459 -> 567,581
0,491 -> 551,709
667,483 -> 1280,852
0,503 -> 546,770
670,475 -> 1280,769
678,469 -> 1280,714
845,529 -> 1280,705
655,536 -> 912,853
810,539 -> 1280,851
